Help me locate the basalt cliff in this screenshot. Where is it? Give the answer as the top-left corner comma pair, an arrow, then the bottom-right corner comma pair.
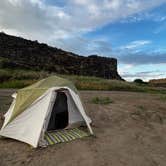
0,32 -> 122,80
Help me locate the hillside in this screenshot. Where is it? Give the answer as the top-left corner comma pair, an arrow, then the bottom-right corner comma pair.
0,32 -> 122,80
149,78 -> 166,87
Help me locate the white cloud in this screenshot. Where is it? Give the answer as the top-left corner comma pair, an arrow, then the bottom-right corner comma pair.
120,10 -> 166,24
119,64 -> 134,75
120,40 -> 152,50
0,0 -> 165,52
72,0 -> 89,6
117,52 -> 166,65
118,63 -> 166,81
122,70 -> 166,81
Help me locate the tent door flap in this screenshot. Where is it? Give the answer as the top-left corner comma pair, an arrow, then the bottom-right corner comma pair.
47,91 -> 68,131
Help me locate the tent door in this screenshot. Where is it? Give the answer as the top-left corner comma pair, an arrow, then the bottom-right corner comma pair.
47,91 -> 68,131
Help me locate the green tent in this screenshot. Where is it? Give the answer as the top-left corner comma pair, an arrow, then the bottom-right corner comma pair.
0,75 -> 93,147
9,76 -> 77,123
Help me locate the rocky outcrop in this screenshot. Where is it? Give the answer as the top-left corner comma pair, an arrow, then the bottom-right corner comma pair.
0,32 -> 122,79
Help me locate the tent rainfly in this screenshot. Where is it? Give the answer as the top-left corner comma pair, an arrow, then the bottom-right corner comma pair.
0,76 -> 93,147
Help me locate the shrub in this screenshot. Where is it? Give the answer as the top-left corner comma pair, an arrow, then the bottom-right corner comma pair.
134,79 -> 147,85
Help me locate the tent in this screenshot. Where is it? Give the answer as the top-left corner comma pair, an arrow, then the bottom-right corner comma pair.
0,76 -> 93,147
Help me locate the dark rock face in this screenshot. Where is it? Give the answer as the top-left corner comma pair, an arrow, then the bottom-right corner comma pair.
0,32 -> 122,79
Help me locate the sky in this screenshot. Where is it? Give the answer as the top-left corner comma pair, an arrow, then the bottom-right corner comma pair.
0,0 -> 166,81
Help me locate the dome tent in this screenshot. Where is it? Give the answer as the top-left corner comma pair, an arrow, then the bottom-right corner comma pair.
0,76 -> 93,147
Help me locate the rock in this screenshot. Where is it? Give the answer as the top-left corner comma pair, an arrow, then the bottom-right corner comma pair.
0,32 -> 122,80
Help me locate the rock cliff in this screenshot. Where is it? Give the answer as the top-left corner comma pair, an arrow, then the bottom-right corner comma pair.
0,32 -> 122,79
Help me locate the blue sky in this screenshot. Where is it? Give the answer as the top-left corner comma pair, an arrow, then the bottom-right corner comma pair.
0,0 -> 166,81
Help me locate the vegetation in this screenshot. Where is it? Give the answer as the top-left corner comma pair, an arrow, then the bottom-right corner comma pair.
134,79 -> 147,85
0,80 -> 36,89
0,69 -> 49,82
91,97 -> 113,105
0,69 -> 165,94
150,78 -> 166,83
149,78 -> 166,87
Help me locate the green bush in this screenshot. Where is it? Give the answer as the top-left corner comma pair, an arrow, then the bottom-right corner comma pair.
134,79 -> 147,85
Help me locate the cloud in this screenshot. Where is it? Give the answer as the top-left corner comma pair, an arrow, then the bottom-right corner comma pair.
0,0 -> 74,42
118,64 -> 134,75
0,0 -> 166,72
122,70 -> 164,77
120,9 -> 166,23
120,40 -> 152,50
118,52 -> 166,65
121,70 -> 165,81
52,36 -> 112,56
0,0 -> 165,46
115,40 -> 166,66
116,40 -> 166,65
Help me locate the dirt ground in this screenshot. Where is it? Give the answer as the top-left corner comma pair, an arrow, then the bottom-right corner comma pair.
0,89 -> 166,166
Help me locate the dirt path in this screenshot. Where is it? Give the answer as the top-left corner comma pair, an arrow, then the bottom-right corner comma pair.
0,90 -> 166,166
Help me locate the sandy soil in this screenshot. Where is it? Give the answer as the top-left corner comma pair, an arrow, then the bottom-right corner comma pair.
0,89 -> 166,166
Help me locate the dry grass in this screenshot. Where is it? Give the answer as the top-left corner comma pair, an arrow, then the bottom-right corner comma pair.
0,70 -> 165,94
